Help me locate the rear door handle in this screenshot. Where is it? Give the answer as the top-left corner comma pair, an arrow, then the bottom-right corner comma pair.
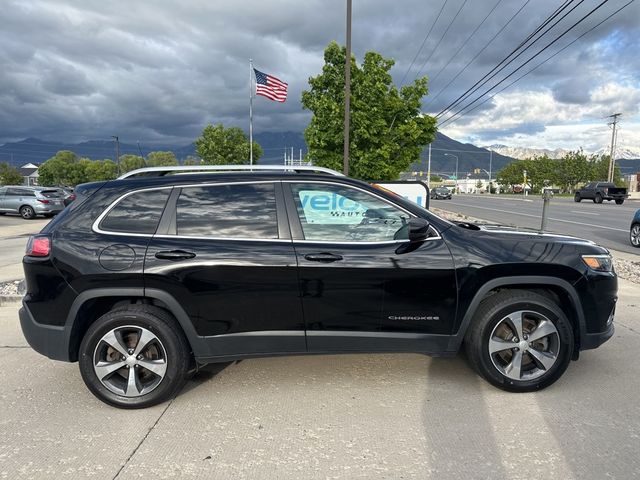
304,253 -> 343,263
155,250 -> 196,260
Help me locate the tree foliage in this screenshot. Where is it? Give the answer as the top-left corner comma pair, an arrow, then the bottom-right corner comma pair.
146,151 -> 179,167
119,154 -> 146,173
496,151 -> 624,193
195,124 -> 262,165
38,150 -> 118,186
301,41 -> 437,181
0,162 -> 23,185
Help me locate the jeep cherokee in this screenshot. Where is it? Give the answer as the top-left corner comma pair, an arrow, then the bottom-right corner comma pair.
19,165 -> 616,408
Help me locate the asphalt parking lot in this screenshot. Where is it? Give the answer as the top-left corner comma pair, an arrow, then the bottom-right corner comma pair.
1,278 -> 640,479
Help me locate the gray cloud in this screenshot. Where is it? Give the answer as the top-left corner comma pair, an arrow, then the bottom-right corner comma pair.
0,0 -> 638,147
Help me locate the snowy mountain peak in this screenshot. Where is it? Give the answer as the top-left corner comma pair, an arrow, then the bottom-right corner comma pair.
485,145 -> 640,160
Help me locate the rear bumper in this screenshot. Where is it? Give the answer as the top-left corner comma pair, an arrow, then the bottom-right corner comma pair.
34,204 -> 64,214
19,303 -> 72,361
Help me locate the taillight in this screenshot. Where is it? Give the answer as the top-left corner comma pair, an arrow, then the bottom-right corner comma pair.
26,235 -> 51,257
37,199 -> 50,204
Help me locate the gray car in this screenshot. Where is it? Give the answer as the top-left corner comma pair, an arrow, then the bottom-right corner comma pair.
0,186 -> 65,219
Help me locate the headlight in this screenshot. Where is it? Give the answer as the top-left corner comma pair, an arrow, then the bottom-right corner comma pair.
581,254 -> 613,272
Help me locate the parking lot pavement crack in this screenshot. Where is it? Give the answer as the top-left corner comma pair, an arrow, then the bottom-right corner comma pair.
616,321 -> 640,336
112,398 -> 174,480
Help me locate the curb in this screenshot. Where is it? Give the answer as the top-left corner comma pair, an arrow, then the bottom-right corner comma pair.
0,295 -> 22,306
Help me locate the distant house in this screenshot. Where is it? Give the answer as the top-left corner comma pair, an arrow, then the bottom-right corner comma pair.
19,163 -> 39,186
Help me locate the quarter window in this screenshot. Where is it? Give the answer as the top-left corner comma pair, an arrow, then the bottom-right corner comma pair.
290,183 -> 411,242
176,183 -> 278,239
100,189 -> 171,234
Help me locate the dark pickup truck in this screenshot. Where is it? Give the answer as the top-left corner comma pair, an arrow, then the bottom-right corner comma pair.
574,182 -> 628,205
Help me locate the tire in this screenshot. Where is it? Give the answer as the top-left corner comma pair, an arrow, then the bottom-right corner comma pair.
595,193 -> 603,204
464,290 -> 574,392
19,205 -> 36,219
573,193 -> 581,203
631,223 -> 640,248
0,212 -> 5,215
79,305 -> 191,408
615,199 -> 624,205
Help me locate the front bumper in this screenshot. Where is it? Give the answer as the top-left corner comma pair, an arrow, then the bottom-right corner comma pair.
581,322 -> 615,350
19,303 -> 72,361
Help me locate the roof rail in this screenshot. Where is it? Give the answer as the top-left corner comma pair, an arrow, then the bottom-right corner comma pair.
118,165 -> 344,179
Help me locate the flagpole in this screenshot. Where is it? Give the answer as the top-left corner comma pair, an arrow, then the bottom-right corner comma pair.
249,59 -> 254,165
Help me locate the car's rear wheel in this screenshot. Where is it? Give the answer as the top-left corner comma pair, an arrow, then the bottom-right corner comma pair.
631,223 -> 640,248
615,199 -> 624,205
573,193 -> 581,202
20,205 -> 36,219
464,290 -> 573,392
79,305 -> 191,408
595,193 -> 603,204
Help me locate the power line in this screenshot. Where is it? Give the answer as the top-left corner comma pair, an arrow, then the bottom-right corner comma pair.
438,0 -> 635,127
437,0 -> 579,117
414,0 -> 470,81
425,0 -> 503,91
438,0 -> 620,127
398,0 -> 449,86
426,0 -> 532,108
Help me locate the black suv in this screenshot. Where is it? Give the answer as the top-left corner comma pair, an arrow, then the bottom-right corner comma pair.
20,166 -> 617,408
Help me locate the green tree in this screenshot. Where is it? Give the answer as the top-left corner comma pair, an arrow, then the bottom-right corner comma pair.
183,156 -> 202,166
146,151 -> 179,167
301,41 -> 437,181
37,150 -> 80,186
554,150 -> 590,193
0,162 -> 23,185
497,157 -> 557,193
119,154 -> 146,173
429,174 -> 442,183
588,155 -> 623,185
85,159 -> 118,182
195,124 -> 263,165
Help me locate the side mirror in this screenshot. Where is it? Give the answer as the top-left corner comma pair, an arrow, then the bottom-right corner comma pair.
408,217 -> 430,242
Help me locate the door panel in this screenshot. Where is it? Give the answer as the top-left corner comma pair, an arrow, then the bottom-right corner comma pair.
144,182 -> 305,358
285,181 -> 457,353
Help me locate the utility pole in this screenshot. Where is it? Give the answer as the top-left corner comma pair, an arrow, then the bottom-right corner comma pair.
427,143 -> 432,188
607,113 -> 621,183
111,135 -> 120,175
343,0 -> 352,176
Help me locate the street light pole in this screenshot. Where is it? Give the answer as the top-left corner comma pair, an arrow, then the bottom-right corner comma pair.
488,149 -> 493,194
444,153 -> 458,194
111,135 -> 120,175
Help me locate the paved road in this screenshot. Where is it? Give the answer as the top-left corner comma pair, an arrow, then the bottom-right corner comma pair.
1,280 -> 639,479
0,217 -> 49,281
432,194 -> 640,255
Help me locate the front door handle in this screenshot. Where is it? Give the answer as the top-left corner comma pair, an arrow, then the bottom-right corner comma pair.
155,250 -> 196,260
304,253 -> 343,263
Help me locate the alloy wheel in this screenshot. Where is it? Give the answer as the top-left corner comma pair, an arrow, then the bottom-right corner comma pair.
93,325 -> 168,397
631,224 -> 640,247
488,310 -> 560,381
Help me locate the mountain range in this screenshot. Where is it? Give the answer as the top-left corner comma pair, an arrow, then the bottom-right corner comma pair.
2,132 -> 638,177
486,144 -> 640,161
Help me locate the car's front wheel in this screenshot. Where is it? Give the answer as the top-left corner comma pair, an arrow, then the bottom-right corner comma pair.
464,290 -> 573,392
631,223 -> 640,248
573,193 -> 581,202
79,305 -> 191,408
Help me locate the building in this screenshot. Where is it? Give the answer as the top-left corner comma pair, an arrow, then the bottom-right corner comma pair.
19,163 -> 39,186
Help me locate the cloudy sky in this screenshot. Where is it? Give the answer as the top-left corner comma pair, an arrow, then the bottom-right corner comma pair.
1,0 -> 639,152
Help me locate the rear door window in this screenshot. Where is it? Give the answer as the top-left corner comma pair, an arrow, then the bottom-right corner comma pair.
7,188 -> 35,196
99,188 -> 171,234
175,183 -> 278,239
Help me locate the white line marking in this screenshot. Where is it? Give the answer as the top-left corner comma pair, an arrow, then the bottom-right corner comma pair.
446,203 -> 627,232
570,210 -> 600,216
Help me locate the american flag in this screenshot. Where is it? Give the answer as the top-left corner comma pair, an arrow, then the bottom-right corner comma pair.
254,68 -> 288,102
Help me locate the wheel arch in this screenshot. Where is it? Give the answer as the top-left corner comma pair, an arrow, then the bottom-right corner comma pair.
450,276 -> 585,357
65,288 -> 204,361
